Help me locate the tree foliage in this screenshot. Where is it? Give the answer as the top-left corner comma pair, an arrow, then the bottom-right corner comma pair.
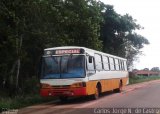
0,1 -> 149,94
0,0 -> 105,94
101,5 -> 149,67
151,67 -> 160,72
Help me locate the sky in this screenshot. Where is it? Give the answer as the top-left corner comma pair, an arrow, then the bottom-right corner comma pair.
100,0 -> 160,70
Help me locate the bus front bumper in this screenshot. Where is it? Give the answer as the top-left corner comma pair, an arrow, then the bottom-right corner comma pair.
40,87 -> 86,97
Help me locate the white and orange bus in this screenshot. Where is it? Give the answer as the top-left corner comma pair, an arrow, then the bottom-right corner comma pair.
40,46 -> 128,101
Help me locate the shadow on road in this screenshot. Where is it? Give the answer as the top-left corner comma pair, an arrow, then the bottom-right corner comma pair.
50,90 -> 116,105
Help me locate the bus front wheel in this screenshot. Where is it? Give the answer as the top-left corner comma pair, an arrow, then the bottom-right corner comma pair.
92,86 -> 100,100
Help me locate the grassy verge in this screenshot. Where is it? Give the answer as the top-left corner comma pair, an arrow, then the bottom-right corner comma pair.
0,77 -> 57,110
0,94 -> 56,110
129,75 -> 160,84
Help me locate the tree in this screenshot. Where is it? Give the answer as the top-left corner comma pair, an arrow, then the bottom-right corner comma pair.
101,5 -> 149,68
0,1 -> 149,95
143,68 -> 149,71
0,0 -> 105,94
151,67 -> 160,72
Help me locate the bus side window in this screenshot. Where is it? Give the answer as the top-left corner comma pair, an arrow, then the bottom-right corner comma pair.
86,56 -> 96,75
118,59 -> 121,70
124,61 -> 127,71
121,61 -> 124,71
114,59 -> 119,71
89,56 -> 92,63
120,60 -> 123,71
109,57 -> 115,70
95,54 -> 103,71
103,56 -> 110,70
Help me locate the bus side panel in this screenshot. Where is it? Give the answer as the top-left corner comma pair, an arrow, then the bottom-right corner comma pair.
100,79 -> 119,92
100,80 -> 107,92
86,80 -> 98,95
111,79 -> 119,90
100,77 -> 128,92
122,77 -> 129,86
85,76 -> 128,95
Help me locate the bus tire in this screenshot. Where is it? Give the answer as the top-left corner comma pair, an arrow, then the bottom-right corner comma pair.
59,96 -> 68,102
92,84 -> 101,100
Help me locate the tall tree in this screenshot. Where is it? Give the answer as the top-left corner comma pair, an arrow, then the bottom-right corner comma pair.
101,5 -> 149,68
0,0 -> 105,93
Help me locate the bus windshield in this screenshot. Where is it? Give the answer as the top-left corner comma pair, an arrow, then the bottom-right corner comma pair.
41,55 -> 85,79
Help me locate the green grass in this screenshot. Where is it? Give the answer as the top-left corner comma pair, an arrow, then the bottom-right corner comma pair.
129,75 -> 160,84
0,77 -> 57,110
0,94 -> 55,110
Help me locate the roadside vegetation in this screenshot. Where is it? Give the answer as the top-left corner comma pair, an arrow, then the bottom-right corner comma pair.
129,75 -> 160,84
0,77 -> 55,109
0,94 -> 55,109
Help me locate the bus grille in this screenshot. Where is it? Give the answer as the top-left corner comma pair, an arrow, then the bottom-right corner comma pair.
51,85 -> 70,95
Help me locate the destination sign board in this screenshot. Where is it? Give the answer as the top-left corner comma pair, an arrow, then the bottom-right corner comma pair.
44,49 -> 84,55
55,49 -> 80,54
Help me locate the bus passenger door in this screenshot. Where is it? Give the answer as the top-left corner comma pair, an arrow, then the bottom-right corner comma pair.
86,56 -> 97,95
86,56 -> 96,77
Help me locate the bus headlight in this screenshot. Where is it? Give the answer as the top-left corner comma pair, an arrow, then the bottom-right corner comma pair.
70,82 -> 86,88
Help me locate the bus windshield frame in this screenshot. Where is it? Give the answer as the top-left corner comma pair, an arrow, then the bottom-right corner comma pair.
40,54 -> 86,79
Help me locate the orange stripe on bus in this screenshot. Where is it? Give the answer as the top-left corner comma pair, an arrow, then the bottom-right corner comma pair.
85,77 -> 128,95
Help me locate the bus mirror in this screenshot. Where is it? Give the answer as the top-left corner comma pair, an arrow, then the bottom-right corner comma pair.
89,56 -> 92,63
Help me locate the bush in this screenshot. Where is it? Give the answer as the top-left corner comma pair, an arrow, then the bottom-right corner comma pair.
129,75 -> 160,84
0,94 -> 54,109
21,77 -> 40,95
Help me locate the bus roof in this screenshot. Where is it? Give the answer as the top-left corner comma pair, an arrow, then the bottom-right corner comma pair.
44,46 -> 127,61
